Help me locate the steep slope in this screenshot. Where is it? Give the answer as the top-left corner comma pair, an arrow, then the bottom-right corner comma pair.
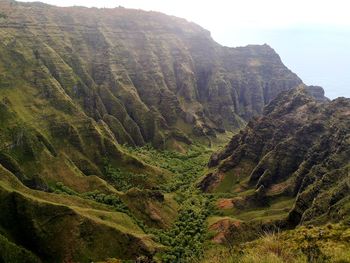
0,1 -> 314,261
0,0 -> 304,203
0,0 -> 301,150
201,86 -> 350,228
0,165 -> 159,262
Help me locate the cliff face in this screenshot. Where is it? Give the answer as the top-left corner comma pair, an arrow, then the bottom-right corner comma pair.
0,0 -> 303,208
0,0 -> 301,149
201,86 -> 350,225
0,1 -> 310,260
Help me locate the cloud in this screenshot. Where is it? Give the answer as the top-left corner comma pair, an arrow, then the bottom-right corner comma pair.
18,0 -> 350,29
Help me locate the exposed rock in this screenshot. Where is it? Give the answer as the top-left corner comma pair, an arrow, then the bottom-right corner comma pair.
0,0 -> 302,148
198,172 -> 225,192
306,86 -> 329,102
203,86 -> 350,225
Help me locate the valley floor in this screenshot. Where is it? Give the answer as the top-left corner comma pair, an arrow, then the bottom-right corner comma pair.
123,138 -> 350,263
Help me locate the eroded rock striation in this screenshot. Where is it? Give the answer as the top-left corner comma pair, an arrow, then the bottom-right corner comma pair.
0,0 -> 324,260
201,86 -> 350,225
0,0 -> 301,149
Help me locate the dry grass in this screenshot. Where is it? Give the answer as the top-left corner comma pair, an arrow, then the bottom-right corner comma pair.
203,224 -> 350,263
238,231 -> 305,263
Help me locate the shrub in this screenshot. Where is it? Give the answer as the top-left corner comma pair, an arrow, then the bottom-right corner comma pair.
52,182 -> 78,195
103,160 -> 147,191
0,13 -> 7,19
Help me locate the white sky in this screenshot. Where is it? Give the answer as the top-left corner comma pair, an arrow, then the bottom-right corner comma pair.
18,0 -> 350,30
17,1 -> 350,98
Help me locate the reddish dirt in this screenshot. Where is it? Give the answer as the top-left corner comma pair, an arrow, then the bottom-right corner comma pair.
209,219 -> 241,244
216,198 -> 234,209
267,181 -> 291,195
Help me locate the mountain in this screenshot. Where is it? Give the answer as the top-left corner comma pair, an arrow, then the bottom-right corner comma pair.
201,86 -> 349,231
0,0 -> 302,224
0,0 -> 301,149
1,1 -> 347,262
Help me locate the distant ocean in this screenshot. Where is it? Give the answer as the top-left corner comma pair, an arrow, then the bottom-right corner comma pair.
214,26 -> 350,99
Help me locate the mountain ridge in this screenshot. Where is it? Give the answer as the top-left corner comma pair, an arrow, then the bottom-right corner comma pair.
1,1 -> 348,262
0,0 -> 302,149
201,86 -> 349,229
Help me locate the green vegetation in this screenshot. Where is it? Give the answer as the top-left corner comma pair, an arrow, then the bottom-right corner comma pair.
50,182 -> 148,231
50,144 -> 218,262
123,144 -> 215,262
83,190 -> 128,213
83,190 -> 148,232
0,234 -> 40,263
0,1 -> 348,260
125,143 -> 212,192
103,160 -> 147,191
203,224 -> 350,263
51,181 -> 78,195
124,143 -> 217,262
43,122 -> 350,263
154,191 -> 214,262
0,181 -> 156,262
52,181 -> 128,213
218,196 -> 294,222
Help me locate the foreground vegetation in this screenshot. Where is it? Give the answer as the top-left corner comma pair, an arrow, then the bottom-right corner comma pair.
203,224 -> 350,263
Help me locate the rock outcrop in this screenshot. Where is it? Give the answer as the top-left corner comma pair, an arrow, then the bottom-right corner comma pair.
201,86 -> 350,225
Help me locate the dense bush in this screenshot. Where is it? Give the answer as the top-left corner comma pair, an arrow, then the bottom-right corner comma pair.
152,190 -> 214,262
125,143 -> 212,192
52,182 -> 78,195
103,160 -> 147,191
124,144 -> 215,261
82,190 -> 128,213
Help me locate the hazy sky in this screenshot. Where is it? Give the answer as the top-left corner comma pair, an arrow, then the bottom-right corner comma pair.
18,0 -> 350,98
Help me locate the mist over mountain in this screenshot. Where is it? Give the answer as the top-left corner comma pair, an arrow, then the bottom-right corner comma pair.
214,26 -> 350,99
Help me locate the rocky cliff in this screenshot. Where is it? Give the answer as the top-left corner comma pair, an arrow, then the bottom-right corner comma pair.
0,0 -> 301,149
0,0 -> 315,261
201,86 -> 350,226
0,0 -> 303,211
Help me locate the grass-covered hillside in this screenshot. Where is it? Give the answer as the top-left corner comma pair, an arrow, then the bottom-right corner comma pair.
0,135 -> 220,262
0,1 -> 349,262
200,86 -> 350,262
